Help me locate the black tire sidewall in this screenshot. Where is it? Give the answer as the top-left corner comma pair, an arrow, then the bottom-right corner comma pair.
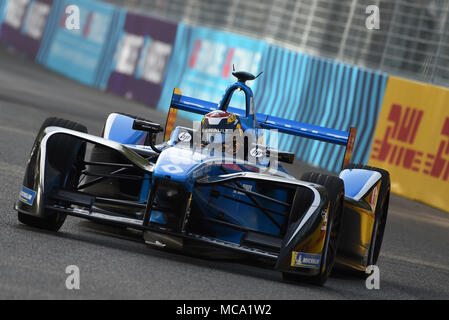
19,117 -> 87,231
299,173 -> 345,285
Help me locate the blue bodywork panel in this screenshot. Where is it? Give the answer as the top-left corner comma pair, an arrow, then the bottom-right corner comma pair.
105,113 -> 148,145
145,144 -> 291,239
339,169 -> 379,199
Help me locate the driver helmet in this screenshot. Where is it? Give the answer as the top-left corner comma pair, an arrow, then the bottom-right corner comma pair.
201,110 -> 243,155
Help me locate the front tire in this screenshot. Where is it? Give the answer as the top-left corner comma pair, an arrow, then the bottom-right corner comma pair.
18,117 -> 87,231
283,173 -> 344,285
344,164 -> 390,266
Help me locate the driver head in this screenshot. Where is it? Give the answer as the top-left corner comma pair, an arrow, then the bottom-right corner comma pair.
201,110 -> 243,155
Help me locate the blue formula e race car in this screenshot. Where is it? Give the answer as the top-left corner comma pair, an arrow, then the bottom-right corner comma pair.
14,71 -> 390,285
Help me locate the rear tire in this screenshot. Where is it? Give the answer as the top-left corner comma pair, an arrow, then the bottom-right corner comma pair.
283,173 -> 344,285
18,117 -> 87,231
344,164 -> 390,266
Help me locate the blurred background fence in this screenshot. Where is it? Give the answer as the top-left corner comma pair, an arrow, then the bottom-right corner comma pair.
103,0 -> 449,88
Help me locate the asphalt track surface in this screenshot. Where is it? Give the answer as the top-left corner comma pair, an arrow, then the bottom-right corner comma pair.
1,45 -> 449,300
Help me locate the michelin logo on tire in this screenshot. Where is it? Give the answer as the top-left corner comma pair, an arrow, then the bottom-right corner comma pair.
19,186 -> 37,206
291,252 -> 321,269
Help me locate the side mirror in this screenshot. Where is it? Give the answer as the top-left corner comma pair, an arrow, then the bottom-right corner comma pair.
278,151 -> 295,164
249,143 -> 295,164
132,119 -> 163,153
132,119 -> 163,134
266,148 -> 295,164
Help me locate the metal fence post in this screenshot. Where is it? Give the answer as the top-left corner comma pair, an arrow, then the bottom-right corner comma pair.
337,0 -> 357,61
431,2 -> 449,83
379,0 -> 399,72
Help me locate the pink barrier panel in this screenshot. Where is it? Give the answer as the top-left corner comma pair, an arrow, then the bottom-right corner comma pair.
105,12 -> 178,108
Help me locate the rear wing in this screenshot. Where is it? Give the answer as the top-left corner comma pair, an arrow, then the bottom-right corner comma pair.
164,89 -> 356,169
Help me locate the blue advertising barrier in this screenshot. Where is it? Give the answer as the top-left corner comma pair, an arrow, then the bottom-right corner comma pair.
0,0 -> 53,58
255,45 -> 388,173
37,0 -> 123,87
157,23 -> 268,119
0,0 -> 8,32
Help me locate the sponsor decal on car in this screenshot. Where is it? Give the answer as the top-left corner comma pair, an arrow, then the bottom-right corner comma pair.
250,147 -> 264,158
233,183 -> 253,196
19,186 -> 36,206
320,206 -> 329,231
178,131 -> 192,142
369,185 -> 378,211
291,252 -> 321,269
192,164 -> 213,178
161,164 -> 184,174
